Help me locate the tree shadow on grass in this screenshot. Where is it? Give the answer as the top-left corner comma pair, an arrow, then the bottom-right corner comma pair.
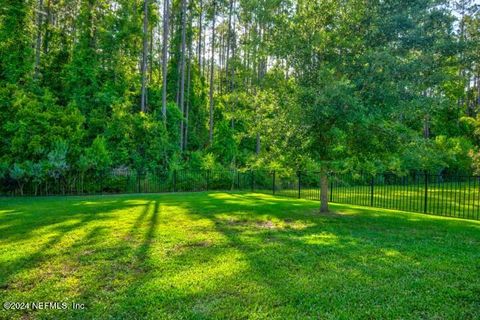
0,196 -> 156,243
1,192 -> 479,319
0,198 -> 159,319
78,192 -> 479,318
72,200 -> 162,318
133,199 -> 159,272
133,192 -> 480,318
0,198 -> 154,294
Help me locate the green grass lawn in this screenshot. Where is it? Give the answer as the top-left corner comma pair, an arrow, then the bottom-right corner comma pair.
1,192 -> 479,319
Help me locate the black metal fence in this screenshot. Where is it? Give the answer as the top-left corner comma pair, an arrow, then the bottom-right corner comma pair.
271,171 -> 480,221
2,169 -> 480,221
0,169 -> 264,197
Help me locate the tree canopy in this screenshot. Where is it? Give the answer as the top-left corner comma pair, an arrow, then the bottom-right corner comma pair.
1,0 -> 480,206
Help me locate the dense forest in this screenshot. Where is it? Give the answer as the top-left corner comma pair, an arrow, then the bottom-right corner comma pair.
1,0 -> 480,191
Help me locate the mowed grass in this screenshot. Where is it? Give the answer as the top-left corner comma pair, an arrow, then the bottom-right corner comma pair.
0,192 -> 479,319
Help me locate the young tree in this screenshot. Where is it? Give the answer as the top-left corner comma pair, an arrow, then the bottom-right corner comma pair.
278,0 -> 455,212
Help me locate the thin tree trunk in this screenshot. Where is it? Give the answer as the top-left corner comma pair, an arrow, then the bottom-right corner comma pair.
175,52 -> 181,106
185,46 -> 192,151
179,0 -> 187,150
149,23 -> 153,83
43,0 -> 51,54
162,0 -> 170,121
230,6 -> 236,129
202,13 -> 206,77
244,25 -> 250,88
209,0 -> 216,144
423,114 -> 430,139
254,25 -> 264,156
225,0 -> 233,92
18,182 -> 24,196
34,0 -> 44,78
198,0 -> 203,71
320,169 -> 329,213
457,4 -> 466,109
141,0 -> 149,112
219,32 -> 224,94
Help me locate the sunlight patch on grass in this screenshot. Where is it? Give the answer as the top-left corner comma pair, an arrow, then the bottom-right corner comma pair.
161,252 -> 248,292
72,200 -> 122,206
301,232 -> 340,245
381,249 -> 402,257
122,199 -> 153,206
0,209 -> 16,215
0,192 -> 479,319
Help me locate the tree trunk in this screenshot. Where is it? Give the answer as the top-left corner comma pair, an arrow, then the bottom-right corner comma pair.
149,22 -> 153,85
184,32 -> 192,151
320,170 -> 329,213
225,0 -> 233,92
161,0 -> 170,121
140,0 -> 149,112
184,66 -> 191,151
230,14 -> 236,129
423,114 -> 430,139
18,182 -> 24,196
43,0 -> 51,54
34,0 -> 44,78
198,0 -> 203,71
179,0 -> 187,150
208,1 -> 216,145
219,32 -> 224,94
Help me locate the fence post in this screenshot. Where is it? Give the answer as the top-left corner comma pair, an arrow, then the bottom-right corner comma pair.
370,176 -> 374,207
251,170 -> 254,192
172,170 -> 177,192
237,171 -> 240,190
298,171 -> 301,199
424,171 -> 428,214
272,170 -> 276,195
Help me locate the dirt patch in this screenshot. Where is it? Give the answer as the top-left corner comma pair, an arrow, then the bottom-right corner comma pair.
309,208 -> 344,218
224,218 -> 249,226
21,314 -> 33,320
82,249 -> 96,256
256,220 -> 277,229
187,240 -> 212,248
60,263 -> 78,277
173,240 -> 213,251
320,211 -> 342,218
